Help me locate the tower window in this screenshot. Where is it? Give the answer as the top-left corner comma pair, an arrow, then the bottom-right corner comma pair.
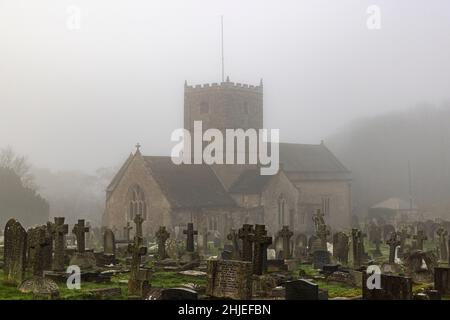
200,101 -> 209,114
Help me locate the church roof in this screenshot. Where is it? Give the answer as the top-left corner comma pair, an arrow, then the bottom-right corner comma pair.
371,197 -> 417,211
279,142 -> 350,173
143,156 -> 236,209
228,169 -> 273,194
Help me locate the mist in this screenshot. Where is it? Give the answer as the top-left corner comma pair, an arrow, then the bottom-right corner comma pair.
1,0 -> 450,173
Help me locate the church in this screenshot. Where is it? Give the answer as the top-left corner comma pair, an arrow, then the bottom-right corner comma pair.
102,78 -> 352,241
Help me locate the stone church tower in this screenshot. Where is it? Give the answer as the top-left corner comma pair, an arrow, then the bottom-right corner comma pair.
184,77 -> 263,133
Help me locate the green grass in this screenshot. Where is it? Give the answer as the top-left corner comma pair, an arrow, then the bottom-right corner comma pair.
151,271 -> 207,288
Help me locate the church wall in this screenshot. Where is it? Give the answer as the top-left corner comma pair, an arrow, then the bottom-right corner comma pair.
292,179 -> 351,232
104,154 -> 172,237
261,171 -> 299,236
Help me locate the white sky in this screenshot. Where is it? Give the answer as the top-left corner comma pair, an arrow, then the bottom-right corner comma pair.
1,0 -> 449,172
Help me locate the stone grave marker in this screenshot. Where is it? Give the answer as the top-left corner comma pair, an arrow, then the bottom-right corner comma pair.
3,219 -> 27,284
103,228 -> 116,255
183,223 -> 198,253
313,250 -> 331,270
155,226 -> 170,259
127,236 -> 151,299
332,231 -> 349,265
249,224 -> 272,275
434,267 -> 450,296
133,214 -> 144,238
226,229 -> 241,260
362,273 -> 413,300
206,260 -> 253,300
277,226 -> 293,260
413,229 -> 427,251
285,279 -> 319,300
238,224 -> 254,262
49,217 -> 68,271
161,288 -> 198,300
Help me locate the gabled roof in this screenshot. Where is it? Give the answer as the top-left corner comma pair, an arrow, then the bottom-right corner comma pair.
371,197 -> 417,210
279,142 -> 349,173
228,169 -> 273,194
143,156 -> 236,209
106,153 -> 134,194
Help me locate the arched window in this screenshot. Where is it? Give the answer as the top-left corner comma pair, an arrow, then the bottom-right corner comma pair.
278,194 -> 286,229
127,185 -> 147,221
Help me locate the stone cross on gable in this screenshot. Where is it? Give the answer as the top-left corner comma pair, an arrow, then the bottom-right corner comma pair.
50,217 -> 68,271
72,219 -> 89,253
123,222 -> 133,242
278,226 -> 293,260
386,232 -> 401,264
249,224 -> 272,275
133,214 -> 144,238
238,224 -> 254,262
413,230 -> 428,251
155,226 -> 170,259
183,223 -> 198,253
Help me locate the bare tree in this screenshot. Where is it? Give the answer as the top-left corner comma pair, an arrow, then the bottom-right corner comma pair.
0,146 -> 35,189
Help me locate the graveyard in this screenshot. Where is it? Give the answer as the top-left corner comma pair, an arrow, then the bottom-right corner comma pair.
1,210 -> 450,300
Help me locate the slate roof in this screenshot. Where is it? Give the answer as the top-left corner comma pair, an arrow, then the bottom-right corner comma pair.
228,169 -> 273,194
143,156 -> 236,209
279,143 -> 350,173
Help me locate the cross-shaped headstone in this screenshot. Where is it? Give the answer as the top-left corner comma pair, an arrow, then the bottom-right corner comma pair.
227,229 -> 241,260
28,226 -> 52,277
413,230 -> 427,251
238,224 -> 254,262
249,224 -> 272,275
133,214 -> 144,238
72,219 -> 89,253
398,227 -> 411,256
128,236 -> 147,282
155,226 -> 170,259
123,222 -> 133,242
183,223 -> 198,253
386,231 -> 401,264
50,217 -> 68,271
278,226 -> 293,259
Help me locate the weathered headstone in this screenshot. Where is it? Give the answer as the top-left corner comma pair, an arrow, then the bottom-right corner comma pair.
127,236 -> 151,299
3,219 -> 27,284
226,229 -> 241,260
369,224 -> 382,257
386,231 -> 401,264
103,228 -> 116,255
362,273 -> 413,300
413,229 -> 427,251
277,226 -> 293,260
294,233 -> 308,261
238,224 -> 254,262
27,226 -> 52,276
383,224 -> 396,242
155,226 -> 170,259
249,225 -> 272,275
206,260 -> 253,299
398,227 -> 411,257
73,219 -> 89,253
49,217 -> 68,271
183,223 -> 198,253
285,279 -> 319,300
313,250 -> 331,270
123,222 -> 132,242
434,267 -> 450,296
161,288 -> 198,300
351,229 -> 363,268
332,231 -> 349,264
436,227 -> 448,261
312,209 -> 329,250
70,219 -> 96,269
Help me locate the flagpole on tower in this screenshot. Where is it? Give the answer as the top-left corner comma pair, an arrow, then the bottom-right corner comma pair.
221,15 -> 225,82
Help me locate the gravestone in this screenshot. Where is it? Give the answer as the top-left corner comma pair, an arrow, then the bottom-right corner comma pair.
285,279 -> 319,300
249,225 -> 272,275
369,224 -> 382,257
133,214 -> 144,238
362,273 -> 413,300
386,231 -> 401,264
49,217 -> 68,271
294,233 -> 308,260
238,224 -> 254,262
277,226 -> 293,260
351,229 -> 363,268
200,227 -> 211,255
183,223 -> 198,253
436,227 -> 448,261
27,225 -> 52,275
313,250 -> 331,270
332,232 -> 349,264
103,228 -> 116,255
398,227 -> 411,257
413,229 -> 427,251
3,219 -> 27,284
155,226 -> 170,259
312,209 -> 329,250
70,219 -> 96,269
127,236 -> 151,299
206,260 -> 253,299
383,224 -> 396,242
434,267 -> 450,296
226,229 -> 241,260
161,288 -> 198,300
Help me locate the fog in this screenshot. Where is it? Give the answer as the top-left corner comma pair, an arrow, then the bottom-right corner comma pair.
1,0 -> 450,173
